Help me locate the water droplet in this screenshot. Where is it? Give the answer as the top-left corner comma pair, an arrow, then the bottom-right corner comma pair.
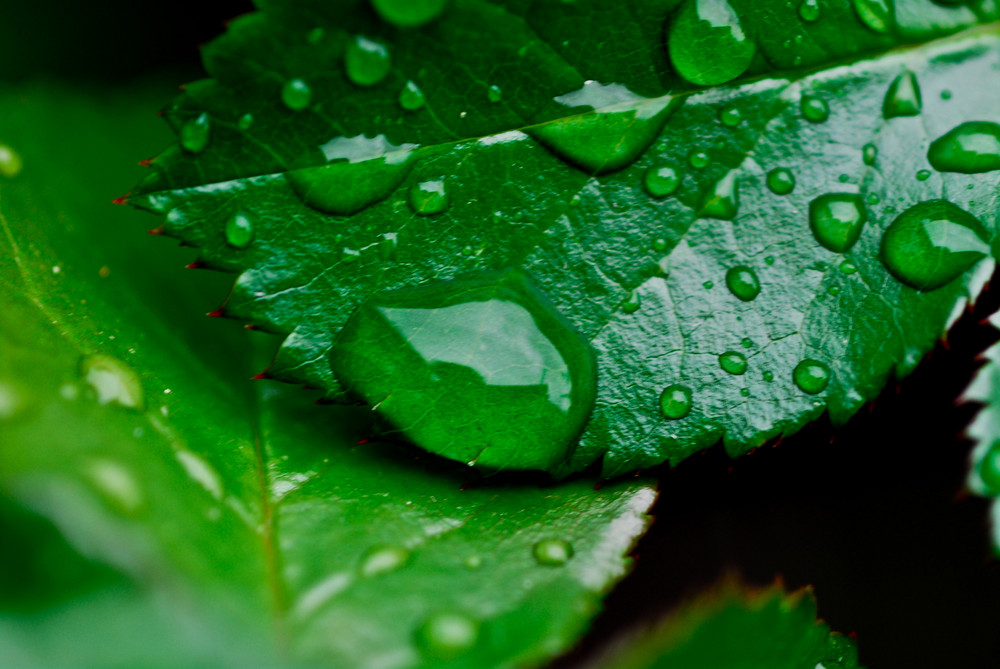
702,280 -> 714,290
533,538 -> 574,566
0,382 -> 24,420
345,36 -> 391,87
880,200 -> 989,291
667,0 -> 756,86
927,121 -> 1000,174
528,81 -> 677,174
809,193 -> 868,253
86,460 -> 144,515
464,555 -> 483,569
764,255 -> 775,265
726,266 -> 760,301
359,544 -> 410,577
720,107 -> 742,127
840,260 -> 858,274
0,144 -> 23,178
741,337 -> 754,348
179,113 -> 210,154
372,0 -> 448,26
487,84 -> 503,103
652,237 -> 669,251
763,370 -> 775,382
409,178 -> 449,215
341,247 -> 361,264
415,612 -> 479,660
865,192 -> 880,205
740,387 -> 750,397
793,359 -> 830,394
176,450 -> 223,499
225,212 -> 254,249
766,168 -> 795,195
801,95 -> 829,123
883,71 -> 922,118
237,113 -> 254,131
688,150 -> 709,169
853,0 -> 893,33
916,169 -> 931,181
644,164 -> 681,198
281,79 -> 312,111
940,89 -> 952,100
379,232 -> 399,260
81,354 -> 144,410
977,442 -> 1000,493
827,284 -> 841,296
660,384 -> 693,419
698,170 -> 739,220
862,143 -> 877,166
399,80 -> 426,110
622,290 -> 641,314
798,0 -> 821,21
331,269 -> 597,471
719,351 -> 748,375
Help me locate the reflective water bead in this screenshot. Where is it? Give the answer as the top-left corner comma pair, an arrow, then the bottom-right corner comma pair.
399,80 -> 426,111
667,0 -> 756,86
179,113 -> 210,153
883,71 -> 922,118
487,84 -> 503,103
688,150 -> 710,169
225,212 -> 255,249
853,0 -> 893,33
0,144 -> 23,178
927,121 -> 1000,174
809,193 -> 868,253
533,538 -> 574,566
415,612 -> 479,660
720,107 -> 742,127
793,359 -> 831,394
409,178 -> 449,215
725,265 -> 760,301
660,384 -> 692,419
359,544 -> 410,577
766,168 -> 795,195
798,0 -> 821,21
345,36 -> 391,87
719,351 -> 748,375
862,143 -> 877,166
801,95 -> 829,123
281,79 -> 312,110
372,0 -> 448,27
644,164 -> 681,198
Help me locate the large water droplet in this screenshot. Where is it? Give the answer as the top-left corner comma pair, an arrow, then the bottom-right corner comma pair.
798,0 -> 821,22
809,193 -> 868,253
180,113 -> 211,154
927,122 -> 1000,174
345,36 -> 391,87
409,178 -> 449,215
880,200 -> 990,291
371,0 -> 448,27
533,538 -> 574,566
660,384 -> 692,419
81,354 -> 144,410
330,269 -> 597,472
359,544 -> 411,577
853,0 -> 893,33
225,212 -> 255,249
644,164 -> 681,198
415,612 -> 479,660
0,144 -> 23,178
667,0 -> 756,86
725,265 -> 760,301
766,168 -> 795,195
801,95 -> 829,123
793,359 -> 830,394
528,81 -> 678,174
399,80 -> 426,111
281,79 -> 312,111
698,170 -> 739,220
883,71 -> 921,119
286,134 -> 418,216
719,351 -> 748,375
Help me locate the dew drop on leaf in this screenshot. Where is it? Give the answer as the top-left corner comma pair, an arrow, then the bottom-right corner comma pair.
725,265 -> 760,301
793,359 -> 830,394
341,247 -> 361,264
667,0 -> 756,86
281,78 -> 312,110
862,143 -> 877,166
359,544 -> 411,577
644,164 -> 681,198
652,237 -> 669,251
379,232 -> 399,260
798,0 -> 821,22
688,150 -> 709,169
179,113 -> 210,154
763,370 -> 775,382
719,107 -> 742,127
852,0 -> 893,33
86,459 -> 145,516
978,442 -> 1000,493
487,84 -> 503,103
371,0 -> 448,27
765,167 -> 795,195
719,351 -> 748,375
808,193 -> 868,253
225,212 -> 255,249
0,143 -> 23,178
741,337 -> 754,349
916,169 -> 931,181
622,290 -> 641,314
415,612 -> 479,660
533,538 -> 574,566
399,80 -> 426,110
660,384 -> 693,419
345,36 -> 391,87
80,354 -> 145,411
927,121 -> 1000,174
698,170 -> 739,220
883,70 -> 922,118
880,200 -> 989,291
866,192 -> 880,205
840,260 -> 858,274
801,95 -> 829,123
0,381 -> 24,421
409,178 -> 449,215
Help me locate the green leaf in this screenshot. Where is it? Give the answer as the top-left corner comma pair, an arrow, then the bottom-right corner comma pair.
128,2 -> 1000,476
0,82 -> 655,667
587,580 -> 862,669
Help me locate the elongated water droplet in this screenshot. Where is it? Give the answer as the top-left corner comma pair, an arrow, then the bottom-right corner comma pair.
840,260 -> 858,274
853,0 -> 893,33
883,71 -> 921,119
0,144 -> 23,178
331,270 -> 597,472
977,442 -> 1000,493
927,121 -> 1000,174
399,80 -> 426,110
725,265 -> 760,301
698,170 -> 739,220
409,178 -> 449,215
793,359 -> 830,394
660,384 -> 692,419
622,290 -> 641,314
281,79 -> 312,111
359,544 -> 410,577
809,193 -> 868,253
667,0 -> 756,86
798,0 -> 821,22
880,200 -> 989,291
225,212 -> 254,249
862,143 -> 877,166
487,84 -> 503,103
81,354 -> 144,410
688,150 -> 709,169
719,351 -> 748,375
801,95 -> 829,123
644,164 -> 681,198
528,81 -> 678,174
86,460 -> 144,515
416,612 -> 479,660
916,169 -> 931,181
180,113 -> 210,154
345,36 -> 391,87
766,167 -> 795,195
533,538 -> 574,566
371,0 -> 448,27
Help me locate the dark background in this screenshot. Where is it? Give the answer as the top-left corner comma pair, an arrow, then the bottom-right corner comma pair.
5,2 -> 1000,666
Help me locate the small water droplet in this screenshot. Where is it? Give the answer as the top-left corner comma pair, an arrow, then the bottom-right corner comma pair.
741,337 -> 754,348
739,387 -> 750,397
415,612 -> 479,660
652,237 -> 669,251
667,0 -> 756,86
838,174 -> 850,183
399,80 -> 426,110
853,0 -> 893,33
533,538 -> 574,566
840,260 -> 858,274
372,0 -> 448,27
880,200 -> 989,291
865,192 -> 880,205
487,84 -> 503,103
359,544 -> 410,577
688,150 -> 709,169
862,143 -> 877,166
660,384 -> 693,419
809,193 -> 868,253
801,95 -> 829,123
379,232 -> 399,260
341,247 -> 361,264
977,442 -> 1000,493
225,212 -> 254,249
798,0 -> 821,21
827,284 -> 841,296
763,370 -> 775,382
0,144 -> 24,178
703,280 -> 714,290
719,351 -> 748,375
940,89 -> 952,100
345,36 -> 391,87
0,382 -> 25,421
793,359 -> 830,394
622,290 -> 641,314
81,354 -> 144,410
916,169 -> 931,181
86,459 -> 144,515
698,170 -> 739,220
927,121 -> 1000,174
644,164 -> 681,198
720,107 -> 742,127
883,71 -> 922,118
409,178 -> 449,215
764,255 -> 775,265
180,113 -> 211,154
725,265 -> 760,301
766,168 -> 795,195
281,78 -> 312,111
237,113 -> 254,131
464,555 -> 483,569
176,450 -> 223,500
